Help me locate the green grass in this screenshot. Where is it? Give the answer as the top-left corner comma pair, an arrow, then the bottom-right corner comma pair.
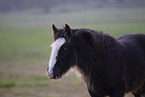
0,81 -> 15,88
0,7 -> 145,97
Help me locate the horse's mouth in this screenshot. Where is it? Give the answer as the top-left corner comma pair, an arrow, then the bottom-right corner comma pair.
50,74 -> 62,79
47,70 -> 62,79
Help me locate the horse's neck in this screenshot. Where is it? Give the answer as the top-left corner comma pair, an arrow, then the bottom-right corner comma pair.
73,33 -> 121,76
75,43 -> 121,78
76,49 -> 104,77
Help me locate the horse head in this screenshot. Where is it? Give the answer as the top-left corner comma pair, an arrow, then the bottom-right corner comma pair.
47,24 -> 76,79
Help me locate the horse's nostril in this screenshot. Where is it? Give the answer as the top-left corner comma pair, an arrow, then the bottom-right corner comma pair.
48,73 -> 54,79
47,70 -> 54,79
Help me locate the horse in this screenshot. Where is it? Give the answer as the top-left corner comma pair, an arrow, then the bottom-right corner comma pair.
47,24 -> 145,97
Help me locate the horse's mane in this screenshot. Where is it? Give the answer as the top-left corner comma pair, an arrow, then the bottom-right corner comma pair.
72,29 -> 120,53
53,28 -> 120,53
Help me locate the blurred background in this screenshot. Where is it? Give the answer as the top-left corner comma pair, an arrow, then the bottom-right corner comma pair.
0,0 -> 145,97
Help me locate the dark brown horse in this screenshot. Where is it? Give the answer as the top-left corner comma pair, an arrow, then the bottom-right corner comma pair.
47,24 -> 145,97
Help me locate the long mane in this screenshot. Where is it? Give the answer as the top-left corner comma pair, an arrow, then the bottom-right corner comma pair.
71,29 -> 120,53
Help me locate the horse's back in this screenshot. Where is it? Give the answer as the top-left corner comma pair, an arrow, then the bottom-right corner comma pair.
118,33 -> 145,52
118,33 -> 145,66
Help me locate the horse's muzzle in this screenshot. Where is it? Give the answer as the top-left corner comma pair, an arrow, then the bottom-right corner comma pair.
47,72 -> 54,79
47,68 -> 61,79
47,67 -> 54,79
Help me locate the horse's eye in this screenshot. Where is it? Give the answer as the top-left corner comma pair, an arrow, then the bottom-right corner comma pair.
64,48 -> 67,50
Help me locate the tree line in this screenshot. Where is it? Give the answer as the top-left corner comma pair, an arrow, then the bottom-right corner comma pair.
0,0 -> 144,12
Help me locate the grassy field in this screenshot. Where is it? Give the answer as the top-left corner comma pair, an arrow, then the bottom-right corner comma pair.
0,7 -> 145,97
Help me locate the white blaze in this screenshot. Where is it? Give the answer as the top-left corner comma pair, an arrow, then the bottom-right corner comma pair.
48,38 -> 66,75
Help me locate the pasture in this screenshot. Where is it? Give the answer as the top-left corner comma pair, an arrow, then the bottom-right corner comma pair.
0,7 -> 145,97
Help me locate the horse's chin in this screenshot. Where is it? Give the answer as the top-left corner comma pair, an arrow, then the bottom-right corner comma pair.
50,74 -> 62,80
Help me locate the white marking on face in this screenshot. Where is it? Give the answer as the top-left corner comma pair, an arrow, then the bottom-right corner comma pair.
48,38 -> 66,77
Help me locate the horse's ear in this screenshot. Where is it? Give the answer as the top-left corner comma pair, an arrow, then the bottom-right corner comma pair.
52,24 -> 58,34
52,24 -> 58,41
64,24 -> 72,41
